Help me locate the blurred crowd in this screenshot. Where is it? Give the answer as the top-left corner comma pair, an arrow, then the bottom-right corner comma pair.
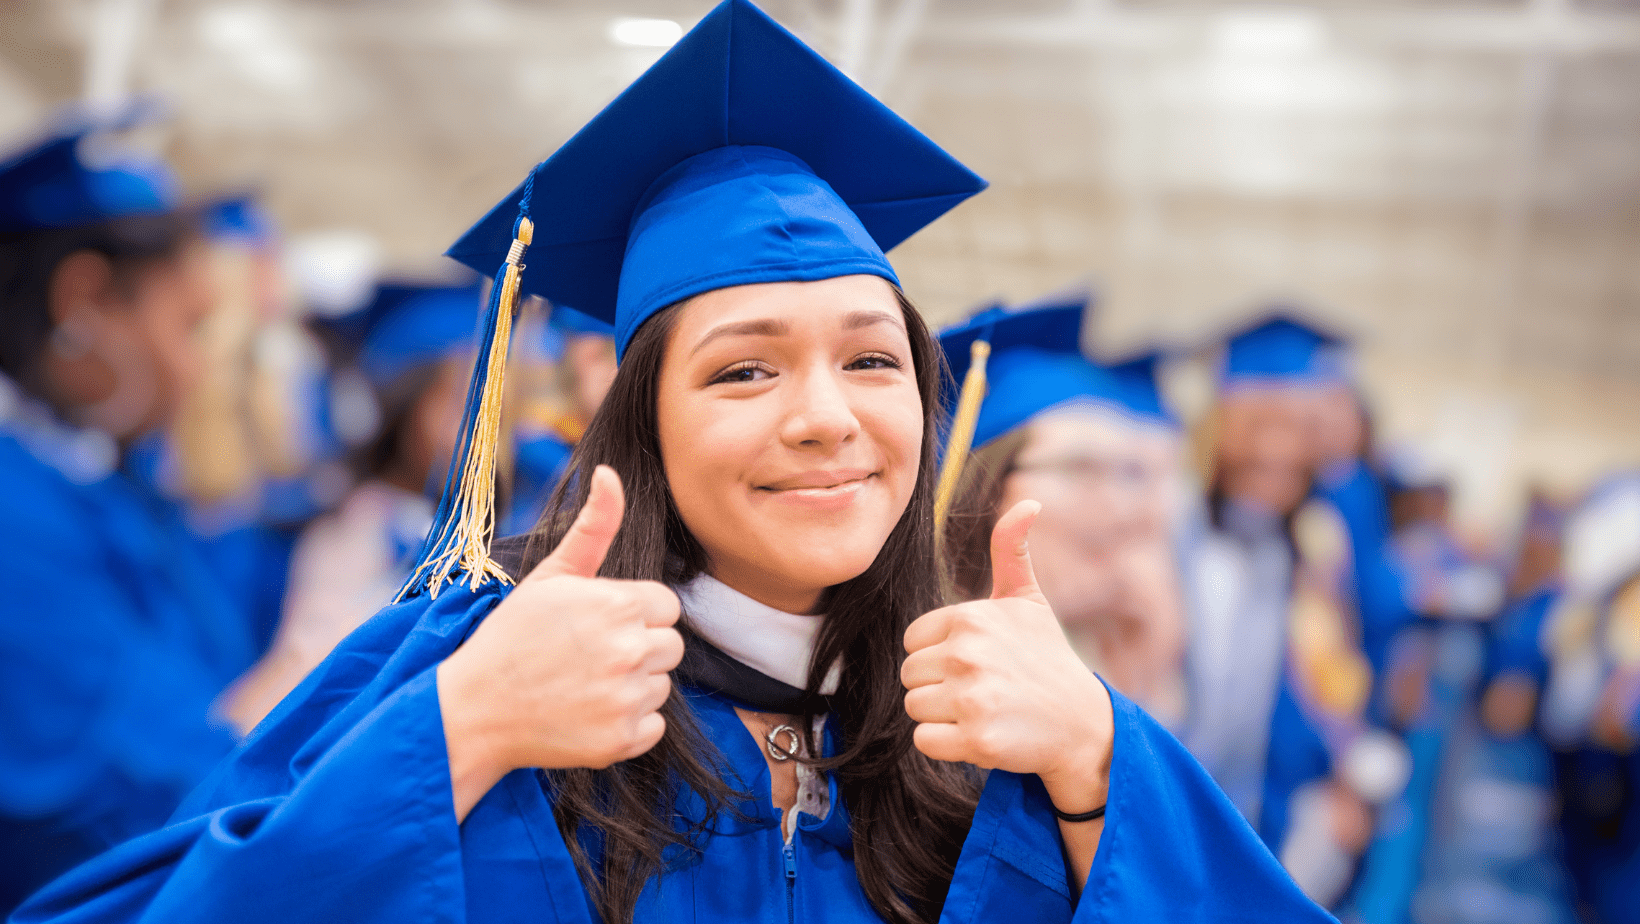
2,105 -> 1636,924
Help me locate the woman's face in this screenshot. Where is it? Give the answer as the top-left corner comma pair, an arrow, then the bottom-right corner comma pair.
403,355 -> 473,494
1310,384 -> 1366,469
48,240 -> 217,438
135,242 -> 217,415
565,333 -> 618,423
655,275 -> 923,614
999,407 -> 1171,619
1216,387 -> 1316,516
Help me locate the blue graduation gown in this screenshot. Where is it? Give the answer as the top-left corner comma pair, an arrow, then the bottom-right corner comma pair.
1315,461 -> 1408,676
122,432 -> 296,658
501,433 -> 574,536
14,579 -> 1332,924
0,423 -> 256,912
1485,587 -> 1557,688
1256,678 -> 1332,854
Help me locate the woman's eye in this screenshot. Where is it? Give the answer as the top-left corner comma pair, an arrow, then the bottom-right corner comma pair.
711,362 -> 773,384
847,352 -> 902,371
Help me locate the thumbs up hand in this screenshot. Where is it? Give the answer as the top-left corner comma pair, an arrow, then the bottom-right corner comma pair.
439,466 -> 684,820
903,500 -> 1113,810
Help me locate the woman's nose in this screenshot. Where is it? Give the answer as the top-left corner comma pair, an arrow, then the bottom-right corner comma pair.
780,367 -> 860,451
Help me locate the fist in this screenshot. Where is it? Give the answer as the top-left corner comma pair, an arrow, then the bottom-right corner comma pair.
439,466 -> 684,780
902,501 -> 1113,802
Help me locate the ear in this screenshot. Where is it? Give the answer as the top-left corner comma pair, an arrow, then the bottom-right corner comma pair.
48,250 -> 118,326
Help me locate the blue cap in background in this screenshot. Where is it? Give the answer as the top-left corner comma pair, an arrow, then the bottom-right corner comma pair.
201,194 -> 277,246
354,282 -> 485,388
0,104 -> 179,232
1107,349 -> 1179,428
938,290 -> 1138,449
550,304 -> 614,338
1221,311 -> 1350,387
445,0 -> 986,359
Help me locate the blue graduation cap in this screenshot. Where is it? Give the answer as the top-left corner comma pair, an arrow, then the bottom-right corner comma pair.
202,194 -> 277,246
446,0 -> 985,359
0,107 -> 179,232
355,282 -> 485,388
407,0 -> 986,599
1108,349 -> 1179,428
549,304 -> 614,339
933,290 -> 1111,524
937,298 -> 1106,447
523,303 -> 614,365
1221,310 -> 1349,387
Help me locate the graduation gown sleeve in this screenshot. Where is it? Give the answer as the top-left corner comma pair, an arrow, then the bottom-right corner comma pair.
20,585 -> 1332,924
10,585 -> 502,924
942,681 -> 1335,924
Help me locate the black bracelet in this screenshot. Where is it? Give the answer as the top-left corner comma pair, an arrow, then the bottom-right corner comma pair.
1052,802 -> 1107,823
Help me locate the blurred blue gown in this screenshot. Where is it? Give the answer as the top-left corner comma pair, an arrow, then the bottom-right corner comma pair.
14,574 -> 1334,923
1314,460 -> 1409,679
500,432 -> 574,536
0,400 -> 256,912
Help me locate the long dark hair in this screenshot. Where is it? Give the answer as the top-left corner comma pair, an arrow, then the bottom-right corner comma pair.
941,429 -> 1031,601
517,288 -> 983,924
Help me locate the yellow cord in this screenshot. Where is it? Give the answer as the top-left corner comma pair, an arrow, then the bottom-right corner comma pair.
400,217 -> 534,600
933,339 -> 990,533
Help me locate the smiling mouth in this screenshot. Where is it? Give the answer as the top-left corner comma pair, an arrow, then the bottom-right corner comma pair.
771,479 -> 867,498
757,472 -> 877,496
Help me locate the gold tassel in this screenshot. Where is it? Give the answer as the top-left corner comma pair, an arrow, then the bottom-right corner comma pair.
399,217 -> 534,600
933,338 -> 990,533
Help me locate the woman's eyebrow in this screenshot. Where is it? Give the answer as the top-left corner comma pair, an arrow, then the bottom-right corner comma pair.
843,309 -> 904,332
690,318 -> 791,356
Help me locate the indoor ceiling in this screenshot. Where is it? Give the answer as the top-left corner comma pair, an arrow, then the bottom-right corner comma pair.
5,0 -> 1640,521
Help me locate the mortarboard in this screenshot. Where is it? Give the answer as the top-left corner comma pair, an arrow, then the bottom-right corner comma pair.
0,105 -> 179,233
355,282 -> 486,389
932,289 -> 1106,526
1107,349 -> 1179,428
406,0 -> 986,598
550,304 -> 615,338
1221,310 -> 1349,387
202,194 -> 277,246
446,0 -> 984,359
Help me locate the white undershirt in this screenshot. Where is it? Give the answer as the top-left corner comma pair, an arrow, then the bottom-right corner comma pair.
674,573 -> 840,694
673,574 -> 837,839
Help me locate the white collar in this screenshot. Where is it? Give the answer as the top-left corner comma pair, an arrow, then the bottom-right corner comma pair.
0,373 -> 118,484
674,573 -> 839,694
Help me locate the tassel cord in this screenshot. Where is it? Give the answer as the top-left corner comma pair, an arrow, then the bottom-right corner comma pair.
396,213 -> 535,601
933,339 -> 990,535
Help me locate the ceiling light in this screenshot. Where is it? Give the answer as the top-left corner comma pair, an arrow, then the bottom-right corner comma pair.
196,4 -> 311,90
1211,8 -> 1327,57
609,17 -> 683,48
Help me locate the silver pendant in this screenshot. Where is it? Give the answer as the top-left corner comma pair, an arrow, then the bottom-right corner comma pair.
765,724 -> 801,762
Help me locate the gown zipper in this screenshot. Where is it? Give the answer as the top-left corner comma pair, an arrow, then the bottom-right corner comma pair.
783,838 -> 798,923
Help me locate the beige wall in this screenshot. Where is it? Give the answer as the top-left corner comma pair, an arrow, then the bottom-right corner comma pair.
4,0 -> 1639,533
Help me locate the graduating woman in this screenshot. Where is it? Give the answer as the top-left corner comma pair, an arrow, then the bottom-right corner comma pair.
15,4 -> 1329,923
0,114 -> 257,911
936,298 -> 1188,724
219,282 -> 483,730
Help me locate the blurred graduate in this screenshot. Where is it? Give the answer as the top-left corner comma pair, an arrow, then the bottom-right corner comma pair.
219,280 -> 481,730
1302,337 -> 1412,684
936,294 -> 1188,724
16,4 -> 1331,923
153,193 -> 311,655
0,110 -> 258,910
1388,491 -> 1580,924
501,302 -> 615,536
1537,477 -> 1640,924
1177,314 -> 1407,907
